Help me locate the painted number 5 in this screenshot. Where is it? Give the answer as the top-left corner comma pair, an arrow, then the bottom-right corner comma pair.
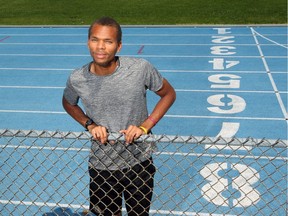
208,74 -> 241,89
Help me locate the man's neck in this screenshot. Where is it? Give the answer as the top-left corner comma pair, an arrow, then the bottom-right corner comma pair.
90,58 -> 119,76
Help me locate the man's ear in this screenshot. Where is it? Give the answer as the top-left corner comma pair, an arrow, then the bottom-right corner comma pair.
117,42 -> 122,52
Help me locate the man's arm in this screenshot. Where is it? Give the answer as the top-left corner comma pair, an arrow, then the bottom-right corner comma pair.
120,78 -> 176,143
62,96 -> 88,127
142,78 -> 176,130
62,96 -> 108,143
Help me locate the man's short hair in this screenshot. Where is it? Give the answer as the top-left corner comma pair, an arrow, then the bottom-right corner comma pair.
88,17 -> 122,43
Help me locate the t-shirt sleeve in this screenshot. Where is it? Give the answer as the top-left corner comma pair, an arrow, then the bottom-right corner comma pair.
63,76 -> 79,105
144,60 -> 163,92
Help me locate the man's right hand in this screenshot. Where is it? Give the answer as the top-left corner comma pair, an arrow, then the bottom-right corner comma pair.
88,125 -> 108,144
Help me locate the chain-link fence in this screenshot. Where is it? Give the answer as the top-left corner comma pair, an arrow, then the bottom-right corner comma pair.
0,129 -> 287,216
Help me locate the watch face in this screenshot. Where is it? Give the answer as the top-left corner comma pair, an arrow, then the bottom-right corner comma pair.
85,119 -> 93,129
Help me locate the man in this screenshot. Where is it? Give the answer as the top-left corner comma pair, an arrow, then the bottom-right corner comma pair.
62,17 -> 176,215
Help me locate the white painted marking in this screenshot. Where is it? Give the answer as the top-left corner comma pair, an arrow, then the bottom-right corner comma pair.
216,122 -> 240,138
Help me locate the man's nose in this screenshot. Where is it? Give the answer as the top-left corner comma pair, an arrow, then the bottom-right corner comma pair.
97,41 -> 105,49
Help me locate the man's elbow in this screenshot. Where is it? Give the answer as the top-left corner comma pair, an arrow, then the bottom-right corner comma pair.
170,88 -> 176,104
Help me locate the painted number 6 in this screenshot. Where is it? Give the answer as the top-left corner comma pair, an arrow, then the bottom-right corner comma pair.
207,94 -> 246,114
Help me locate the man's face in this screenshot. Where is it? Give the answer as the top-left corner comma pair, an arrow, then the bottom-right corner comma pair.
87,24 -> 122,67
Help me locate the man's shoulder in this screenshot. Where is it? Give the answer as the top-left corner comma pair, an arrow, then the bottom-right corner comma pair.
70,63 -> 90,77
119,56 -> 150,68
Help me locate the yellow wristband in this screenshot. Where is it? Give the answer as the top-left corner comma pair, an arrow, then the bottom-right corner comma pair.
139,126 -> 148,134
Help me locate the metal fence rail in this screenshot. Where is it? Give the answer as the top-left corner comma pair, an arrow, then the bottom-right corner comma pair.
0,129 -> 287,215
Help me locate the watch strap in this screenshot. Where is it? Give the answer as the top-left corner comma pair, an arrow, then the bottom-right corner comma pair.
85,118 -> 94,130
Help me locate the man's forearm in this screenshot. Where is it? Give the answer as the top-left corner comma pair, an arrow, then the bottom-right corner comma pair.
62,96 -> 89,128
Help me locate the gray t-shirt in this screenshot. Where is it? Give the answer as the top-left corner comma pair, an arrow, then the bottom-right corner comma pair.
63,56 -> 163,170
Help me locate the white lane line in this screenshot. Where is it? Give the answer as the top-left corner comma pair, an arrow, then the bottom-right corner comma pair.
0,110 -> 285,121
250,27 -> 288,119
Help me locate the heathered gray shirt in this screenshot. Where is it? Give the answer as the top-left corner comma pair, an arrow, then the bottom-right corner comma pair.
63,56 -> 163,170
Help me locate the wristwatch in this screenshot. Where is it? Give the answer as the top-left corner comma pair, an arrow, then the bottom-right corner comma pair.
85,118 -> 94,130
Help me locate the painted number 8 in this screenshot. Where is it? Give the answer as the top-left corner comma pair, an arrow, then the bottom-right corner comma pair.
200,162 -> 260,207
